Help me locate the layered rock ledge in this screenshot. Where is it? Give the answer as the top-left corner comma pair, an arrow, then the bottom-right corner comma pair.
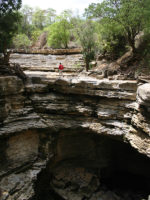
12,48 -> 82,55
0,73 -> 150,200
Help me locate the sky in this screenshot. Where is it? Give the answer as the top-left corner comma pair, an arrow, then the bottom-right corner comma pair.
22,0 -> 100,15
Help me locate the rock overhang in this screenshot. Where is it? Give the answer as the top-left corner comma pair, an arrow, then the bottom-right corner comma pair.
0,74 -> 150,200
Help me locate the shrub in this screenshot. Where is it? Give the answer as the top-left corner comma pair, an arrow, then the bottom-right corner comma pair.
13,34 -> 31,49
31,29 -> 43,43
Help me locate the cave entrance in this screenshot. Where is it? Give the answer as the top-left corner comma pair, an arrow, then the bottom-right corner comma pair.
33,129 -> 150,200
100,168 -> 150,200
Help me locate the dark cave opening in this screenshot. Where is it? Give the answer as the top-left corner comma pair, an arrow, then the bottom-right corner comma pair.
32,131 -> 150,200
32,167 -> 65,200
100,169 -> 150,200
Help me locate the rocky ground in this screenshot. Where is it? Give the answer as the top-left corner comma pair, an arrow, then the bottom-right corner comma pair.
0,53 -> 150,200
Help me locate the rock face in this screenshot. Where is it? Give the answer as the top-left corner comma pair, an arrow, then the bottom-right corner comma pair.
12,48 -> 82,55
137,83 -> 150,108
0,71 -> 150,200
32,32 -> 48,49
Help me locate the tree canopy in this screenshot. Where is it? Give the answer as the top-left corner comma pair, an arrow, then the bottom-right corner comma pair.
0,0 -> 21,14
0,0 -> 22,63
1,0 -> 150,70
47,11 -> 73,48
85,0 -> 150,52
77,20 -> 98,71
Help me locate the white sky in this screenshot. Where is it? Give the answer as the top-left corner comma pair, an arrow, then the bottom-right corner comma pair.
22,0 -> 100,15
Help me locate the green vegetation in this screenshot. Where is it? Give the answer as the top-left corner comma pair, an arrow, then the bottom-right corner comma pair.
12,34 -> 31,49
19,5 -> 33,37
32,8 -> 46,30
85,0 -> 150,54
77,20 -> 98,71
47,11 -> 73,48
31,30 -> 43,43
0,0 -> 22,63
1,0 -> 150,70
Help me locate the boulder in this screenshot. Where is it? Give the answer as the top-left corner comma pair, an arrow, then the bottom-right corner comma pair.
32,32 -> 48,49
137,83 -> 150,108
117,50 -> 133,67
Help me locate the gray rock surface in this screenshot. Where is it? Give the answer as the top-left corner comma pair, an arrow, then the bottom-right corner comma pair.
0,67 -> 150,200
137,83 -> 150,108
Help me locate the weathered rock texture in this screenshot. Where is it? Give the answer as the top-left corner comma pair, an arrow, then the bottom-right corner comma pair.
12,48 -> 82,55
0,72 -> 150,200
32,32 -> 48,49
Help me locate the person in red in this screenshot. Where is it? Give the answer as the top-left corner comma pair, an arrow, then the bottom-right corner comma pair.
59,62 -> 64,77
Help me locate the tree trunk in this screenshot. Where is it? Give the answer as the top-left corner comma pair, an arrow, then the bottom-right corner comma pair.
3,51 -> 11,64
130,40 -> 136,53
65,43 -> 68,49
127,31 -> 136,53
85,60 -> 89,72
2,42 -> 10,64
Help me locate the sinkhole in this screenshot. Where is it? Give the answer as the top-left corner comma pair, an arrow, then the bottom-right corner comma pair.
32,130 -> 150,200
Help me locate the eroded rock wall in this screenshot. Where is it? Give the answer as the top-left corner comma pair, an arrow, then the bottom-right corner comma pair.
0,73 -> 150,200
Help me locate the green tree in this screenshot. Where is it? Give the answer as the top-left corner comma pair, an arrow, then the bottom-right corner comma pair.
47,11 -> 72,48
19,5 -> 33,37
0,0 -> 21,13
95,20 -> 127,59
31,29 -> 43,43
69,14 -> 84,42
77,20 -> 97,71
45,8 -> 56,26
13,34 -> 31,49
32,8 -> 46,30
0,0 -> 22,63
85,0 -> 150,53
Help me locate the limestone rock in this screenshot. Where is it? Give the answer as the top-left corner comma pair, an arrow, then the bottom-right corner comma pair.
51,167 -> 100,200
12,48 -> 82,55
116,50 -> 133,67
0,66 -> 150,200
32,32 -> 48,49
137,83 -> 150,109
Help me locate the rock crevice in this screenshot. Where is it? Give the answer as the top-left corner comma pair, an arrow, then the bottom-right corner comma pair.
0,74 -> 150,200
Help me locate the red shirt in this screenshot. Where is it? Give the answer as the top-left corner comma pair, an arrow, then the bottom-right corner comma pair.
59,64 -> 64,70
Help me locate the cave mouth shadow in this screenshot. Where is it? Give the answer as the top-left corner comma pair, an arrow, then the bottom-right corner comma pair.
100,168 -> 150,200
33,130 -> 150,200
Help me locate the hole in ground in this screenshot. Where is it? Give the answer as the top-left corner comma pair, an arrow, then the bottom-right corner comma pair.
100,168 -> 150,200
32,131 -> 150,200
